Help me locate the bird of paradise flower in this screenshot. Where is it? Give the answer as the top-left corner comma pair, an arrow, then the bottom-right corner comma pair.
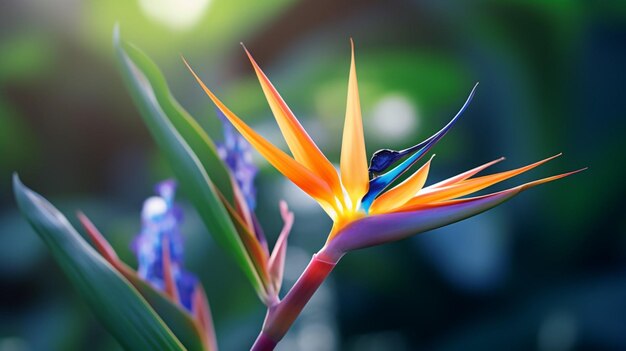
178,41 -> 585,349
12,32 -> 587,351
183,42 -> 583,260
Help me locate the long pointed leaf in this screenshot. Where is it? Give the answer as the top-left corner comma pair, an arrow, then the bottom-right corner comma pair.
13,175 -> 185,351
115,33 -> 235,208
77,212 -> 209,351
114,27 -> 266,299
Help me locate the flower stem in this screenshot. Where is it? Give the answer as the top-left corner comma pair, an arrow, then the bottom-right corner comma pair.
250,250 -> 341,350
250,333 -> 277,351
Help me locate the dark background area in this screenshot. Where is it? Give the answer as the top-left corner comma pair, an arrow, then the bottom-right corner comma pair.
1,1 -> 625,350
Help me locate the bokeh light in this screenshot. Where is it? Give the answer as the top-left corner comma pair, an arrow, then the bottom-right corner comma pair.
139,0 -> 212,30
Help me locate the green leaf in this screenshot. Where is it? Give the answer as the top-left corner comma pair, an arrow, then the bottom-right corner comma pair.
12,175 -> 186,351
118,35 -> 235,208
113,26 -> 267,300
78,213 -> 209,351
124,269 -> 209,351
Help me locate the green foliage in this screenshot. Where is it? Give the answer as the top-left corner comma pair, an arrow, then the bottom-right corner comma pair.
0,34 -> 55,82
118,266 -> 208,351
13,175 -> 185,351
113,26 -> 266,299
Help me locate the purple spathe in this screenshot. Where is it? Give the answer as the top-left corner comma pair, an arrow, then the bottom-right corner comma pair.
325,185 -> 521,259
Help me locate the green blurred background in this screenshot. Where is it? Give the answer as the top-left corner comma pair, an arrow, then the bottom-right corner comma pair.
1,0 -> 625,350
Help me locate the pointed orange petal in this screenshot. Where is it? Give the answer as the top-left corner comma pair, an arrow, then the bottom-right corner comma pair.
243,46 -> 342,196
192,284 -> 218,351
77,212 -> 139,277
401,153 -> 562,208
340,39 -> 369,207
426,157 -> 505,189
513,167 -> 587,192
397,168 -> 586,213
184,58 -> 336,211
369,155 -> 434,214
77,212 -> 120,265
326,168 -> 584,254
161,235 -> 180,302
231,176 -> 255,233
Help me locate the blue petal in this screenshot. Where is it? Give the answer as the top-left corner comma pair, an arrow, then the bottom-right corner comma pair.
215,108 -> 258,211
176,271 -> 198,311
361,83 -> 478,212
369,140 -> 436,174
133,179 -> 198,312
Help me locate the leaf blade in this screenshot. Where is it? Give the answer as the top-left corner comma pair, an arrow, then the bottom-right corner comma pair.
114,28 -> 266,300
77,212 -> 209,351
13,175 -> 186,351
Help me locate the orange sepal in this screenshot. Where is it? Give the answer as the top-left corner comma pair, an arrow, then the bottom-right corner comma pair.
401,153 -> 563,209
183,58 -> 337,212
370,155 -> 434,214
243,46 -> 342,197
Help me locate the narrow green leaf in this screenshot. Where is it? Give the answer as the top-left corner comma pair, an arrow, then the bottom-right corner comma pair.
78,213 -> 208,351
13,175 -> 185,351
125,269 -> 209,351
119,39 -> 235,208
113,26 -> 267,300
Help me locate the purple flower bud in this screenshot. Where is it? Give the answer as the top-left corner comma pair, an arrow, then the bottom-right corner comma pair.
216,109 -> 258,211
133,179 -> 197,311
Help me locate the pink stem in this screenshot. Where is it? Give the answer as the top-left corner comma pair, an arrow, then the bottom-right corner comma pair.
250,333 -> 277,351
250,250 -> 341,351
